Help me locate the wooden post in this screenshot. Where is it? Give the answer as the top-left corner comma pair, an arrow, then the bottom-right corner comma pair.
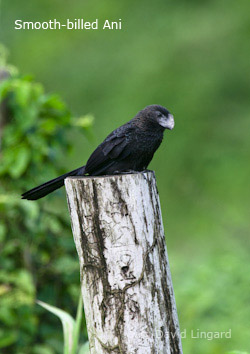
65,171 -> 182,354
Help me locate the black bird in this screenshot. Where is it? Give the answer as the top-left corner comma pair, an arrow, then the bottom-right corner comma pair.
21,105 -> 174,200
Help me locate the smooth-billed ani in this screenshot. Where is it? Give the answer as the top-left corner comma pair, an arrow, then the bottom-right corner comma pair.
21,104 -> 174,200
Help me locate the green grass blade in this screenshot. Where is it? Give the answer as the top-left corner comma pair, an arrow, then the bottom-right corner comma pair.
37,300 -> 75,354
72,294 -> 83,354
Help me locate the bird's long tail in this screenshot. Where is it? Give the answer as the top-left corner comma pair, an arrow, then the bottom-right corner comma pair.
21,166 -> 86,200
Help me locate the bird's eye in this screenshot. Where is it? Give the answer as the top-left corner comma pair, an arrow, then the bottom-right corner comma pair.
157,112 -> 163,117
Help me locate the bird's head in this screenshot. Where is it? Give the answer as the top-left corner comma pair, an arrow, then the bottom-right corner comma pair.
137,105 -> 175,131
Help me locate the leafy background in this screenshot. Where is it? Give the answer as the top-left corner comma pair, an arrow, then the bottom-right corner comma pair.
0,0 -> 250,353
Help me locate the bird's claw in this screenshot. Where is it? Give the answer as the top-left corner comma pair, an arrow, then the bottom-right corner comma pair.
118,170 -> 137,175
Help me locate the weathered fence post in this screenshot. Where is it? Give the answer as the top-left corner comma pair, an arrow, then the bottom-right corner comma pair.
65,171 -> 182,354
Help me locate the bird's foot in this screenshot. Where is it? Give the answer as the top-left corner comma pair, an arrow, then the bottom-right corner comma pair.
141,169 -> 151,173
117,170 -> 138,175
113,169 -> 142,176
140,169 -> 153,181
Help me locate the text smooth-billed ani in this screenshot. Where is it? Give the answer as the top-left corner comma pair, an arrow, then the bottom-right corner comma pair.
22,105 -> 175,200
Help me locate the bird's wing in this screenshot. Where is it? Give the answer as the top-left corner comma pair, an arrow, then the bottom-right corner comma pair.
85,125 -> 133,174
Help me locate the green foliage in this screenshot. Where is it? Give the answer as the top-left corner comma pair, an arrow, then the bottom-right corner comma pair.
37,295 -> 88,354
0,57 -> 91,353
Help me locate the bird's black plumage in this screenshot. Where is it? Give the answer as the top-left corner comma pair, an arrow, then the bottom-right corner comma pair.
21,105 -> 174,200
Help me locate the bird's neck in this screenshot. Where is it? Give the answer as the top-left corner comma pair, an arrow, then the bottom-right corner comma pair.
133,117 -> 165,133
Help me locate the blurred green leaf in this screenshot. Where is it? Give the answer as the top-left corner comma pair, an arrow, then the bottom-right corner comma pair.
37,300 -> 75,354
0,332 -> 17,349
0,222 -> 7,242
8,145 -> 31,178
73,115 -> 94,129
37,296 -> 83,354
72,295 -> 83,354
78,342 -> 90,354
32,344 -> 55,354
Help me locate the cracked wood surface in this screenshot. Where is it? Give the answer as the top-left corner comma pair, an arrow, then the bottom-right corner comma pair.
65,171 -> 182,354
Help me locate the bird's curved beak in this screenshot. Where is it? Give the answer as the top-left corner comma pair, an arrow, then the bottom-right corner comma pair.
158,114 -> 175,130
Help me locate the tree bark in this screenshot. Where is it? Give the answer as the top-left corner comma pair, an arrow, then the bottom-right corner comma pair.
65,171 -> 182,354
